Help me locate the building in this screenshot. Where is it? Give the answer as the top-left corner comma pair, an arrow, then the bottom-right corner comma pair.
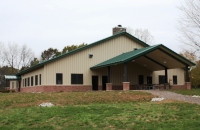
5,26 -> 195,92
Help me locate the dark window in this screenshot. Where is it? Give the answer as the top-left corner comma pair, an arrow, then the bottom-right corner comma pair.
138,75 -> 144,85
28,77 -> 30,86
56,73 -> 63,84
173,76 -> 177,84
39,74 -> 41,85
159,75 -> 165,84
35,75 -> 38,85
31,76 -> 33,86
71,74 -> 83,84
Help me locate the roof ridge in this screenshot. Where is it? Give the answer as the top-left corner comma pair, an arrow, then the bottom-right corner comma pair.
16,32 -> 150,75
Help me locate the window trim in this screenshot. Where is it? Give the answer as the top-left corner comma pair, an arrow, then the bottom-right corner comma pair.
71,74 -> 83,84
35,75 -> 38,86
56,73 -> 63,84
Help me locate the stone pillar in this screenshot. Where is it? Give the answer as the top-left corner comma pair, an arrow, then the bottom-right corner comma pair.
123,82 -> 130,91
106,83 -> 112,91
185,82 -> 191,90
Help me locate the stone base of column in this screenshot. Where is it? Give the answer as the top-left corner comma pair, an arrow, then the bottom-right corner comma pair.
185,82 -> 191,90
123,82 -> 130,91
106,83 -> 112,91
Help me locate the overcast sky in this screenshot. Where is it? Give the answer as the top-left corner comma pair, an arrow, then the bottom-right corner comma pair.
0,0 -> 183,57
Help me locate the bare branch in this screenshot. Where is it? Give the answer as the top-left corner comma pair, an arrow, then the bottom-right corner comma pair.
126,27 -> 155,45
178,0 -> 200,51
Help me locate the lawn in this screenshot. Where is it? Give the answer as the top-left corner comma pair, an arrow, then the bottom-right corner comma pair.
170,88 -> 200,96
0,91 -> 200,130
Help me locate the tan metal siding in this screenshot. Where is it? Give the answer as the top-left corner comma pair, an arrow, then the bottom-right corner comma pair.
21,67 -> 44,87
45,35 -> 144,85
152,68 -> 185,85
10,80 -> 17,89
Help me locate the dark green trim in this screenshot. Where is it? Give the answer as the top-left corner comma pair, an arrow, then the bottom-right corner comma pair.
91,44 -> 161,69
5,75 -> 20,80
91,44 -> 196,69
144,55 -> 168,69
123,46 -> 160,63
16,32 -> 149,76
158,48 -> 187,66
159,45 -> 195,66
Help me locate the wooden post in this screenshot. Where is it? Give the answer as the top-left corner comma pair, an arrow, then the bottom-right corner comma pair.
107,66 -> 110,83
124,63 -> 128,82
165,67 -> 168,83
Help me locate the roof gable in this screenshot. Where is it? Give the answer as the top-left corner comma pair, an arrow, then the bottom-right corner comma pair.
91,44 -> 195,69
17,32 -> 149,75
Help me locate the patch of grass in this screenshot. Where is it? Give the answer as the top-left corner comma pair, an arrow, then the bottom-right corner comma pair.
0,91 -> 200,129
0,102 -> 200,130
0,91 -> 154,109
170,88 -> 200,96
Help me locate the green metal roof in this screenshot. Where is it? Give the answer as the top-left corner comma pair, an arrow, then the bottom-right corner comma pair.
16,32 -> 149,75
5,75 -> 20,80
91,44 -> 196,69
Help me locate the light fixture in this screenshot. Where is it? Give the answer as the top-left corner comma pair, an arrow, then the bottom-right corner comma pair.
89,54 -> 93,58
144,64 -> 147,67
163,60 -> 167,64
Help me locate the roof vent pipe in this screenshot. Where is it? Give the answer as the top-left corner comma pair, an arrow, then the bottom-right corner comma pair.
134,48 -> 138,51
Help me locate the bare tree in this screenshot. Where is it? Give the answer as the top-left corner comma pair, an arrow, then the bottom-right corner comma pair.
0,42 -> 5,67
180,49 -> 197,62
127,28 -> 155,45
178,0 -> 200,50
18,44 -> 35,70
2,43 -> 34,73
3,43 -> 19,73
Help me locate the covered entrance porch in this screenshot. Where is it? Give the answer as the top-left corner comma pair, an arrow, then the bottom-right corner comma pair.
90,44 -> 195,90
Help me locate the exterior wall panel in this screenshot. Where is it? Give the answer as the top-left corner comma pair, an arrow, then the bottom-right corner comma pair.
44,35 -> 144,85
21,67 -> 44,87
152,68 -> 185,85
10,80 -> 17,89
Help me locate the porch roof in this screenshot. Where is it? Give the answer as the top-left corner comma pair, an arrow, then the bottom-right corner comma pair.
90,44 -> 195,70
5,75 -> 20,80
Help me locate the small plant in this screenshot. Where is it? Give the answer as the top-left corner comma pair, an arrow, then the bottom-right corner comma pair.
0,90 -> 10,93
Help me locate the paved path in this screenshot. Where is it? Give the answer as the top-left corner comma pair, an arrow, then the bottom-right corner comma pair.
140,90 -> 200,105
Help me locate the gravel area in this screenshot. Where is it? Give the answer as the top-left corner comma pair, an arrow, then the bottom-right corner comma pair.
140,90 -> 200,105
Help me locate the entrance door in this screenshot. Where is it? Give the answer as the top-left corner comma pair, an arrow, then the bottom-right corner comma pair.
92,76 -> 98,90
147,76 -> 152,84
138,75 -> 144,85
102,76 -> 108,90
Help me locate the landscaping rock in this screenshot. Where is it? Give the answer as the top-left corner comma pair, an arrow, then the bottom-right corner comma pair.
39,102 -> 54,107
192,95 -> 200,98
151,97 -> 165,102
